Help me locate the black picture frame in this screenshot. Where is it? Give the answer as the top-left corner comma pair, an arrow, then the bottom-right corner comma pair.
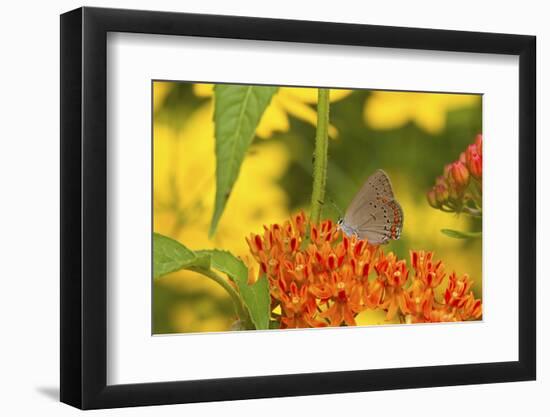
60,6 -> 536,410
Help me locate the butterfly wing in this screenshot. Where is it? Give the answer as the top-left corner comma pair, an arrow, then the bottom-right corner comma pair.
344,170 -> 394,223
343,170 -> 404,245
355,199 -> 403,244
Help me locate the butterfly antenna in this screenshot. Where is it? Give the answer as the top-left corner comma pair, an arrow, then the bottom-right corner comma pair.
326,195 -> 344,219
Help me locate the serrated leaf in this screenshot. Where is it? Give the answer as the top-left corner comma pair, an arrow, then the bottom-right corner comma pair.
198,249 -> 271,330
153,233 -> 210,278
441,229 -> 482,239
209,85 -> 278,237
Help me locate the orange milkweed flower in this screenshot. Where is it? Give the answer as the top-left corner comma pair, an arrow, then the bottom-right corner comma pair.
404,250 -> 446,320
444,272 -> 476,311
459,292 -> 483,321
246,212 -> 482,328
278,280 -> 323,329
311,266 -> 363,326
374,252 -> 410,321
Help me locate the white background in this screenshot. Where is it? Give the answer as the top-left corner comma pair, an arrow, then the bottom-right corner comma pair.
108,34 -> 518,384
0,0 -> 546,415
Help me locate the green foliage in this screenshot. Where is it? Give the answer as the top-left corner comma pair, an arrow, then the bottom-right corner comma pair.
198,250 -> 270,330
441,229 -> 482,239
271,90 -> 482,260
269,320 -> 281,329
210,84 -> 278,237
154,83 -> 484,331
153,280 -> 234,334
154,233 -> 271,330
153,233 -> 210,278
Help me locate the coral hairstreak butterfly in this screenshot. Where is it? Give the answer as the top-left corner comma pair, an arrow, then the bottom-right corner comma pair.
337,169 -> 404,245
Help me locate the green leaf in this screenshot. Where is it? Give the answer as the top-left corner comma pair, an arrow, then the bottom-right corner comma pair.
441,229 -> 482,239
153,233 -> 271,330
209,84 -> 278,237
269,320 -> 281,330
198,249 -> 271,330
153,233 -> 210,278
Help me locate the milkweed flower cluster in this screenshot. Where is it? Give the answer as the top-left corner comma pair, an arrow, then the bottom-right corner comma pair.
427,133 -> 482,216
246,212 -> 482,328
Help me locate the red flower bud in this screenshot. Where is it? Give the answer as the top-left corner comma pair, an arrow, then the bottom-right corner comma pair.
427,189 -> 439,208
466,144 -> 478,163
427,134 -> 483,219
475,133 -> 482,155
443,163 -> 453,180
450,161 -> 470,190
435,183 -> 449,204
468,152 -> 482,180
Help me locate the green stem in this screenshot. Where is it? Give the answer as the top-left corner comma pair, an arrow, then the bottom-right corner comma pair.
310,88 -> 330,226
189,267 -> 253,329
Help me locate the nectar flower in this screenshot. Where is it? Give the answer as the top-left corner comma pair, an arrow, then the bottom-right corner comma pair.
444,272 -> 473,308
375,253 -> 410,320
247,212 -> 482,328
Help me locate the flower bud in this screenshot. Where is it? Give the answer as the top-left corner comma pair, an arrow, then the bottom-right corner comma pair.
435,175 -> 446,186
459,152 -> 467,164
426,189 -> 439,208
468,152 -> 482,180
443,163 -> 453,180
466,144 -> 477,164
448,185 -> 459,201
450,161 -> 470,190
475,133 -> 482,155
435,183 -> 449,204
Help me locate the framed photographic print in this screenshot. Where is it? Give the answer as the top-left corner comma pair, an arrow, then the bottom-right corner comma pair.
60,6 -> 536,409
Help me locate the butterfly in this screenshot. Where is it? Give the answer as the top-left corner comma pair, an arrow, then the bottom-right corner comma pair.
337,169 -> 404,245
